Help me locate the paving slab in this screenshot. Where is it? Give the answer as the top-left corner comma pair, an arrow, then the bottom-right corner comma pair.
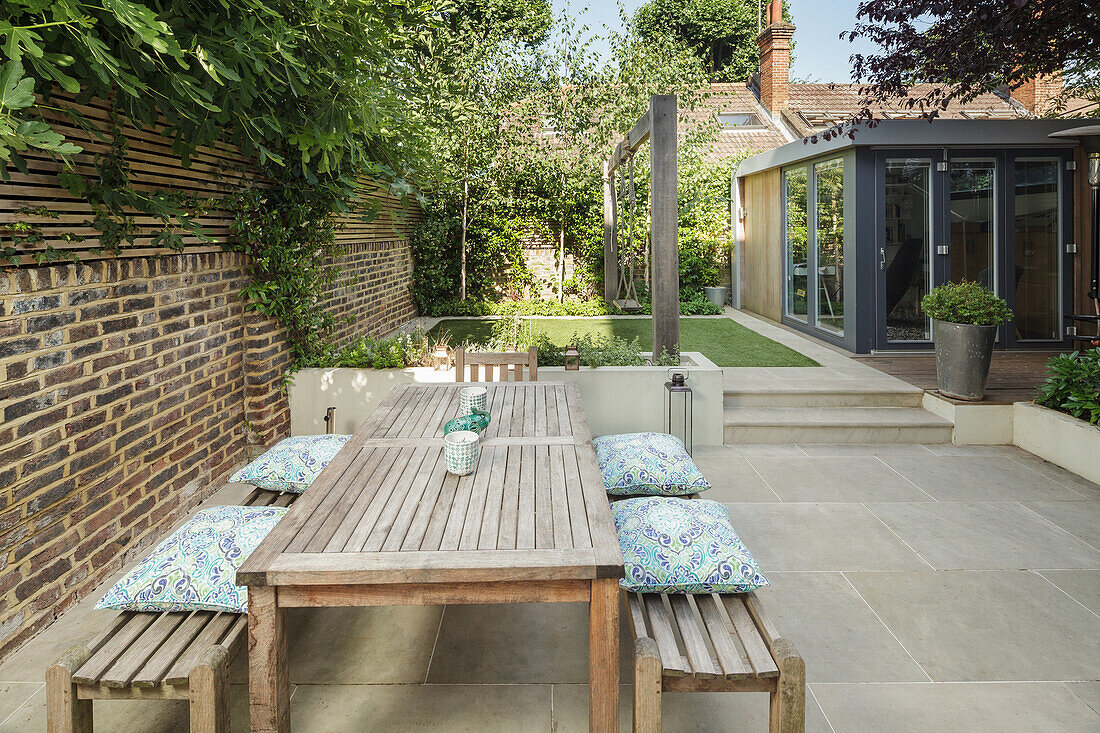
748,456 -> 934,502
866,502 -> 1100,570
723,502 -> 929,571
1038,569 -> 1100,616
691,447 -> 781,501
1065,681 -> 1100,718
811,681 -> 1100,733
759,572 -> 928,682
880,455 -> 1089,501
288,683 -> 551,733
426,602 -> 631,684
1023,500 -> 1100,549
846,570 -> 1100,681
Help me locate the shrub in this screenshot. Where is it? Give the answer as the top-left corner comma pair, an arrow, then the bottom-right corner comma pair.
429,298 -> 614,317
304,328 -> 439,370
1035,348 -> 1100,425
572,332 -> 646,367
920,281 -> 1012,326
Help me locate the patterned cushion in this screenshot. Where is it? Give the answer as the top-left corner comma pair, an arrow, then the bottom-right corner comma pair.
230,434 -> 350,492
611,497 -> 769,594
96,505 -> 287,613
593,432 -> 710,496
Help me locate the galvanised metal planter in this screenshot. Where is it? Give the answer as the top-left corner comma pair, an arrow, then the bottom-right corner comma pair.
932,319 -> 998,401
703,286 -> 727,307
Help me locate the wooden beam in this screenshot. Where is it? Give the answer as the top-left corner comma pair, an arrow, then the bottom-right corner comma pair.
649,94 -> 680,362
605,110 -> 652,174
603,161 -> 617,302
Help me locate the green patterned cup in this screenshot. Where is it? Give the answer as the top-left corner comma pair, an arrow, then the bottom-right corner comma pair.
460,386 -> 488,414
444,430 -> 480,476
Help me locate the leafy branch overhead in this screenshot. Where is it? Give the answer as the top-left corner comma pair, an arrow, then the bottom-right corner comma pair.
846,0 -> 1099,118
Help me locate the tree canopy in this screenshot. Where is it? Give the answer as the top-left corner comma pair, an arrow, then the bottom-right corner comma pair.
847,0 -> 1099,117
632,0 -> 780,83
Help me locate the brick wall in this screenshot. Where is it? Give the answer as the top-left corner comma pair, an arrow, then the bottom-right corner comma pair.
0,239 -> 418,660
321,241 -> 418,342
0,254 -> 254,657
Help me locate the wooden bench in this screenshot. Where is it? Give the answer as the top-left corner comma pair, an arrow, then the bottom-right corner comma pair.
625,590 -> 805,733
47,488 -> 296,733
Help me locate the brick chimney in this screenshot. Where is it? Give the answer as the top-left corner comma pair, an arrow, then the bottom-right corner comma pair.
1012,73 -> 1064,115
756,1 -> 795,115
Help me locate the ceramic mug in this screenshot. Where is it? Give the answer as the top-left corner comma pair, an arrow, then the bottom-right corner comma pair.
443,430 -> 480,476
460,386 -> 488,413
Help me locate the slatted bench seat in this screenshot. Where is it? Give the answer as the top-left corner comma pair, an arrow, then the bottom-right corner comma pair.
625,590 -> 805,733
47,488 -> 295,733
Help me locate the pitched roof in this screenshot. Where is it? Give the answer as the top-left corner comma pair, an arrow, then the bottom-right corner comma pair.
780,83 -> 1024,137
686,83 -> 791,161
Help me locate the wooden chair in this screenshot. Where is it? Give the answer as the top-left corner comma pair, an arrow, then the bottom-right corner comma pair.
626,590 -> 805,733
47,488 -> 296,733
454,346 -> 538,382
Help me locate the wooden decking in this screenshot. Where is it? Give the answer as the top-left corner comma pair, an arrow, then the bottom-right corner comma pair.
853,352 -> 1056,405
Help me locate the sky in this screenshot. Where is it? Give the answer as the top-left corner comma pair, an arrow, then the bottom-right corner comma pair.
551,0 -> 879,84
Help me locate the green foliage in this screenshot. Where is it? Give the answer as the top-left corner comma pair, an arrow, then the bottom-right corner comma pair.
430,298 -> 615,317
921,280 -> 1012,326
1035,349 -> 1100,425
573,332 -> 646,367
302,328 -> 438,370
633,0 -> 787,83
675,291 -> 724,315
229,176 -> 351,366
1,0 -> 435,178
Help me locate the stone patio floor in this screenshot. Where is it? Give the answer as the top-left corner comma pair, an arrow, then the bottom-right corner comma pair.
2,443 -> 1099,732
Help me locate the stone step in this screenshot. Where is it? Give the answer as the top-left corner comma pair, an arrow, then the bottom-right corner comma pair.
723,384 -> 925,409
723,406 -> 954,444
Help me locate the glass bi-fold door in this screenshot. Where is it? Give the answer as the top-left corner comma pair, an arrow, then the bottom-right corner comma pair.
875,150 -> 1072,350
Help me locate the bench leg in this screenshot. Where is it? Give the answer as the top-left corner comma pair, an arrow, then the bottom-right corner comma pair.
768,638 -> 806,733
632,637 -> 661,733
46,644 -> 93,733
189,645 -> 230,733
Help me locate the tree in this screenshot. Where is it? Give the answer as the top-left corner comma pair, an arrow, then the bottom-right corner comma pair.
632,0 -> 784,83
409,0 -> 551,299
846,0 -> 1099,119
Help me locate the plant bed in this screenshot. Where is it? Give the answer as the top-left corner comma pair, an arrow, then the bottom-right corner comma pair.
1013,402 -> 1100,485
427,316 -> 819,368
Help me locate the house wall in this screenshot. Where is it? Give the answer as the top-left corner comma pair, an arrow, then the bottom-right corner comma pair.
739,169 -> 783,320
0,99 -> 420,661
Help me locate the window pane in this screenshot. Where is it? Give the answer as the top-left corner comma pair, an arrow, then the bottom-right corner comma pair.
1014,159 -> 1061,340
949,160 -> 996,289
815,158 -> 844,335
884,159 -> 932,341
784,168 -> 808,322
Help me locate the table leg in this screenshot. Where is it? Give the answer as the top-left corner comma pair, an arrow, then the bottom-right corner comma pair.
589,578 -> 620,732
248,587 -> 289,733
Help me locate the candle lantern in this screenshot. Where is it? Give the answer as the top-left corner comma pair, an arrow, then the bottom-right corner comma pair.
433,345 -> 450,370
664,370 -> 693,454
564,344 -> 580,370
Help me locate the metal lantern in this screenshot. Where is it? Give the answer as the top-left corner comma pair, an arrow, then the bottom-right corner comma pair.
664,370 -> 693,454
564,344 -> 580,370
433,345 -> 450,370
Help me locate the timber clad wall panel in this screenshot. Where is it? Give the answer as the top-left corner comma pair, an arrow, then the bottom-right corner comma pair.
740,169 -> 783,320
0,97 -> 420,661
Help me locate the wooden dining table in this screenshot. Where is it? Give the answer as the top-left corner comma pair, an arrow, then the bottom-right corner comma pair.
237,381 -> 624,732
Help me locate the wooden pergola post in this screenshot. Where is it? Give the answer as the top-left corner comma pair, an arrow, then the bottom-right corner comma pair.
603,161 -> 617,303
649,94 -> 679,361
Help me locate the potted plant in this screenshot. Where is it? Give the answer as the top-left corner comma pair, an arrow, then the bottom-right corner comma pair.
921,281 -> 1012,401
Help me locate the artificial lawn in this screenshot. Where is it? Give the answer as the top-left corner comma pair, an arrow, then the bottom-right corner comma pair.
428,317 -> 821,368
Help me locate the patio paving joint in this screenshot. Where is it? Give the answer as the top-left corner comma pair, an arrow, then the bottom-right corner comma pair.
840,572 -> 934,683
